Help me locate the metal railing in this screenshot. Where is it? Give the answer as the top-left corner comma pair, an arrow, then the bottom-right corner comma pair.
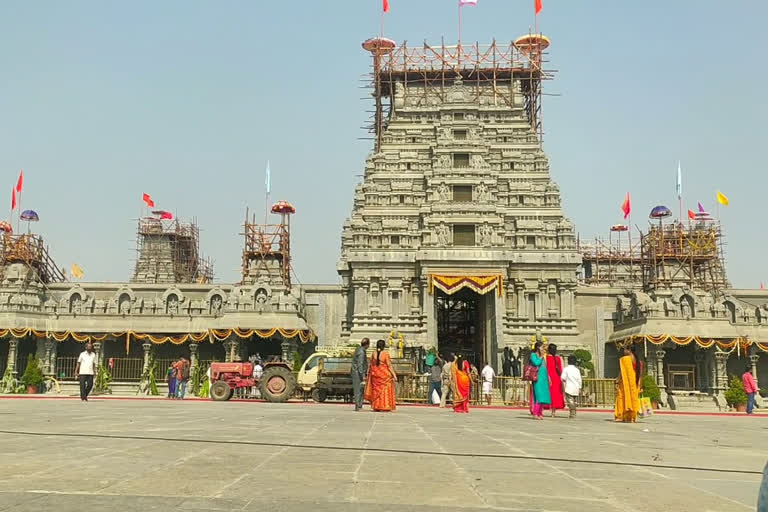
109,358 -> 144,382
397,374 -> 617,408
55,357 -> 78,380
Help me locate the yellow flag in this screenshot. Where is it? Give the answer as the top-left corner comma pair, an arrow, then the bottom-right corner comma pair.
71,263 -> 84,279
716,191 -> 729,206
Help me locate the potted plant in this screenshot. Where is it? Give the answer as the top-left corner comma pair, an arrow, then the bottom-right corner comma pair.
724,376 -> 748,412
20,355 -> 44,394
641,374 -> 661,409
760,387 -> 768,399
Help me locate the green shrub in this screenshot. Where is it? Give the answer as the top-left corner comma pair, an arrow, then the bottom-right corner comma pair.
572,349 -> 595,377
724,376 -> 748,407
94,364 -> 112,394
20,355 -> 44,390
760,387 -> 768,398
641,374 -> 661,403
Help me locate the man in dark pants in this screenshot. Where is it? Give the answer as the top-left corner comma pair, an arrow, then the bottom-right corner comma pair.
351,338 -> 370,411
75,343 -> 96,401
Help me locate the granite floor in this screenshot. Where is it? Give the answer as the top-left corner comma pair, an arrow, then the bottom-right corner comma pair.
0,398 -> 764,511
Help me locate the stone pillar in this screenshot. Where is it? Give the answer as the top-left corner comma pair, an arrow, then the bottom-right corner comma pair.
516,283 -> 526,319
141,342 -> 152,373
7,339 -> 18,376
655,349 -> 667,405
750,354 -> 760,387
645,349 -> 658,380
93,341 -> 103,369
281,339 -> 297,363
713,350 -> 729,397
43,338 -> 56,377
693,349 -> 706,392
189,343 -> 199,369
224,337 -> 241,362
423,280 -> 437,347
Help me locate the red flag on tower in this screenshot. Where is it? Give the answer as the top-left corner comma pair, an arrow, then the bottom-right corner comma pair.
142,193 -> 155,208
383,0 -> 389,13
15,169 -> 23,194
535,0 -> 542,15
687,209 -> 696,220
11,187 -> 17,211
621,193 -> 631,220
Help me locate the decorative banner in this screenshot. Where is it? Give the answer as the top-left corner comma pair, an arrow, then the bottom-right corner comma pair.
429,274 -> 503,297
623,334 -> 748,352
0,327 -> 316,345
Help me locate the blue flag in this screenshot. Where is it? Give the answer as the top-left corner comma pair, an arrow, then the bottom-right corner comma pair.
265,161 -> 271,194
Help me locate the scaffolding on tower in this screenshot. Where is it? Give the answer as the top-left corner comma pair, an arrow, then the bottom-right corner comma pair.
361,33 -> 554,151
241,201 -> 295,290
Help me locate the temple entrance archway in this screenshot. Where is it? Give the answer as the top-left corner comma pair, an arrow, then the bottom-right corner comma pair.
436,289 -> 489,368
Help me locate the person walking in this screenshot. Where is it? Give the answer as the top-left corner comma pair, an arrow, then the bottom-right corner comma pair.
561,355 -> 582,419
166,364 -> 177,399
252,359 -> 264,398
546,344 -> 565,417
440,353 -> 454,408
614,344 -> 641,422
351,338 -> 370,411
174,356 -> 191,400
743,364 -> 758,415
364,339 -> 397,412
528,341 -> 550,420
429,357 -> 442,405
452,355 -> 471,413
481,361 -> 495,406
75,343 -> 97,402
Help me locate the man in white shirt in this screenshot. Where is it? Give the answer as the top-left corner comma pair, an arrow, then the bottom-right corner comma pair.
251,361 -> 264,398
481,362 -> 495,406
560,355 -> 583,418
75,343 -> 97,402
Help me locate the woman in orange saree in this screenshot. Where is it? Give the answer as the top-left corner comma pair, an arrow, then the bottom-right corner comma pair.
364,339 -> 397,412
452,356 -> 471,413
614,345 -> 641,422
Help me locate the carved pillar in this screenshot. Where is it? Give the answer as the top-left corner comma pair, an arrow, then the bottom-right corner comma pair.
505,282 -> 515,315
7,339 -> 18,376
750,354 -> 760,387
141,342 -> 152,373
43,338 -> 55,377
713,351 -> 729,397
224,338 -> 241,362
189,343 -> 199,369
694,349 -> 705,392
281,339 -> 297,363
516,283 -> 526,319
410,280 -> 420,314
93,341 -> 103,369
655,349 -> 667,404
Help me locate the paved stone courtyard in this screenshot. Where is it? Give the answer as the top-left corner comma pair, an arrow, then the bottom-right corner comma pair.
0,399 -> 763,511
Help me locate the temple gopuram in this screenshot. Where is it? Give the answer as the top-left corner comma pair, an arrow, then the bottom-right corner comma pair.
1,34 -> 766,410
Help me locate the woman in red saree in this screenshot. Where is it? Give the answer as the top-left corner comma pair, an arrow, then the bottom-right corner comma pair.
364,339 -> 397,412
452,356 -> 471,413
545,344 -> 565,417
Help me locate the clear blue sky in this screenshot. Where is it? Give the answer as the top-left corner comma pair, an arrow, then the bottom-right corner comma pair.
1,1 -> 766,288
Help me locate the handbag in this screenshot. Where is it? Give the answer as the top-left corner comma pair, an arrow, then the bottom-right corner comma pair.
522,363 -> 538,382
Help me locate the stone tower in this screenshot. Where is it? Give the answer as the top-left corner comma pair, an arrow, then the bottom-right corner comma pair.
337,37 -> 582,365
132,217 -> 213,284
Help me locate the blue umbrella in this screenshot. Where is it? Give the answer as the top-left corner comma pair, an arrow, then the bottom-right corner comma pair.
20,210 -> 39,222
649,205 -> 672,219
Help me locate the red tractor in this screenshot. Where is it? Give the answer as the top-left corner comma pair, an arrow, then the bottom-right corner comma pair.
208,361 -> 296,402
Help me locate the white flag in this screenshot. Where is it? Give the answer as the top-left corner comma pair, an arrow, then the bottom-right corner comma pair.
676,161 -> 682,200
459,0 -> 478,6
265,160 -> 271,194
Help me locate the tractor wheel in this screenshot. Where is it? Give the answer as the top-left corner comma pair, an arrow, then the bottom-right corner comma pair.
311,388 -> 328,403
210,380 -> 232,401
260,366 -> 296,403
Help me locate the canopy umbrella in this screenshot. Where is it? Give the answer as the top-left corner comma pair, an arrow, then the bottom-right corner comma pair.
649,205 -> 672,219
271,201 -> 296,215
0,221 -> 12,234
20,210 -> 39,222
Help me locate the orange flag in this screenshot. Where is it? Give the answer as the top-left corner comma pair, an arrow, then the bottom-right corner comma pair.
535,0 -> 542,15
687,209 -> 695,220
383,0 -> 389,13
621,193 -> 630,219
11,187 -> 16,211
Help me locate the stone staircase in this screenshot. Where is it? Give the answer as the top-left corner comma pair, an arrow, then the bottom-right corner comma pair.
667,391 -> 725,412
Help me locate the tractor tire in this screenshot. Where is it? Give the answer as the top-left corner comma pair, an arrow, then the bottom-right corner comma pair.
210,380 -> 232,401
311,388 -> 328,403
260,366 -> 296,403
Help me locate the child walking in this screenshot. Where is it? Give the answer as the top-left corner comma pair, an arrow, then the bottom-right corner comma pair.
560,355 -> 582,418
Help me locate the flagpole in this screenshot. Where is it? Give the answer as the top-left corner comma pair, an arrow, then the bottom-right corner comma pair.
458,1 -> 462,45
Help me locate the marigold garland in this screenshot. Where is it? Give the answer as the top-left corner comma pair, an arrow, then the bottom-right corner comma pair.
0,327 -> 316,344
